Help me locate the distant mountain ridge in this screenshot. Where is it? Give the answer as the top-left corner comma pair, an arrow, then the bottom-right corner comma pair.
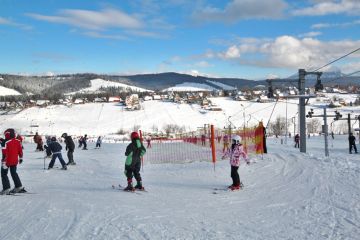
0,71 -> 358,96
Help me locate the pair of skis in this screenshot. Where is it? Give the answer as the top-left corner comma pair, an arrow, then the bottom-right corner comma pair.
111,184 -> 147,194
212,183 -> 244,194
2,188 -> 36,196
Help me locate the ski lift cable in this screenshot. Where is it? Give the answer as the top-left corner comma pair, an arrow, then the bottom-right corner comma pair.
310,47 -> 360,72
265,99 -> 279,129
322,70 -> 360,85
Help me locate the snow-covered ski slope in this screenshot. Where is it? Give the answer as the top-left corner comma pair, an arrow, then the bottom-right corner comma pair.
0,85 -> 21,96
2,96 -> 359,136
0,136 -> 359,240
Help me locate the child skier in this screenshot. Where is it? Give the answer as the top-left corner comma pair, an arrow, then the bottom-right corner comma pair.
47,137 -> 67,170
61,133 -> 76,165
1,128 -> 25,195
124,132 -> 146,191
95,136 -> 102,149
222,135 -> 249,191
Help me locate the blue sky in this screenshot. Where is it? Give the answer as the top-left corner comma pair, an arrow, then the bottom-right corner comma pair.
0,0 -> 359,79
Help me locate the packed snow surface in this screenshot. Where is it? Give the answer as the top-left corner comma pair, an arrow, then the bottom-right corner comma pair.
0,136 -> 359,240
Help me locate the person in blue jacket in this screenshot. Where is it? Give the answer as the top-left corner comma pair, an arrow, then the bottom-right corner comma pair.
48,137 -> 67,170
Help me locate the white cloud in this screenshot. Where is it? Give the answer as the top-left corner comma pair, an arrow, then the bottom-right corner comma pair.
293,0 -> 360,16
27,8 -> 143,31
298,31 -> 322,37
206,35 -> 360,71
0,16 -> 32,30
82,31 -> 129,40
193,0 -> 288,24
222,45 -> 241,59
194,61 -> 212,68
311,19 -> 360,29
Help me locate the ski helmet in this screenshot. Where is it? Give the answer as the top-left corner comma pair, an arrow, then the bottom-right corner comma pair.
61,133 -> 67,138
4,128 -> 15,140
130,131 -> 139,140
231,135 -> 241,144
51,136 -> 57,141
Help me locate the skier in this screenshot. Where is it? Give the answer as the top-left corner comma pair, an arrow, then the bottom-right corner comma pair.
33,132 -> 44,151
146,135 -> 151,148
47,137 -> 67,170
61,133 -> 76,165
44,136 -> 52,157
222,135 -> 249,191
95,136 -> 102,149
222,134 -> 230,153
78,136 -> 83,148
201,134 -> 206,146
348,132 -> 357,154
294,134 -> 300,148
1,129 -> 25,195
124,132 -> 146,191
82,134 -> 88,150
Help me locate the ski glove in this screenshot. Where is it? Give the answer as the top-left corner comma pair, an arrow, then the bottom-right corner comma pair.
19,158 -> 23,164
1,162 -> 8,170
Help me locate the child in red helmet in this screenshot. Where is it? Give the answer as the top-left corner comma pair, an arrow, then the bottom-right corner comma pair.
124,131 -> 146,191
1,128 -> 25,195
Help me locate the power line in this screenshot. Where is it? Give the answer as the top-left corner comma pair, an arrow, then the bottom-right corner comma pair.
310,47 -> 360,72
324,70 -> 360,85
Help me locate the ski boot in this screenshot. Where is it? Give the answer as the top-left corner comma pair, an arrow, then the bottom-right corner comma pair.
61,165 -> 67,170
9,187 -> 25,194
124,184 -> 135,192
134,182 -> 145,191
0,188 -> 10,195
230,185 -> 240,191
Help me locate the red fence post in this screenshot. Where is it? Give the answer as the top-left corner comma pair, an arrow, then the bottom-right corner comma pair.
211,125 -> 216,171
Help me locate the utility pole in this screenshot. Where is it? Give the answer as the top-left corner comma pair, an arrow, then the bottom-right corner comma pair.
323,108 -> 329,157
298,69 -> 306,153
266,69 -> 321,154
306,108 -> 338,157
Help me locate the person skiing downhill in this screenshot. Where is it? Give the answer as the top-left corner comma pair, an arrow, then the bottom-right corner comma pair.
47,137 -> 67,170
222,135 -> 249,191
124,132 -> 146,191
61,133 -> 76,165
1,129 -> 25,195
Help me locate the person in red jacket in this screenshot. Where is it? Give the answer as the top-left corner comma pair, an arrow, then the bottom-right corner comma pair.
1,128 -> 24,195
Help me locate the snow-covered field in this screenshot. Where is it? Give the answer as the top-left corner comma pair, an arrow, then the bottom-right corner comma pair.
0,136 -> 359,240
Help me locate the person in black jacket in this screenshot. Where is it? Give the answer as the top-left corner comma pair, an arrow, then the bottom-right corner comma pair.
348,132 -> 357,154
48,137 -> 67,170
61,133 -> 76,165
124,132 -> 146,191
